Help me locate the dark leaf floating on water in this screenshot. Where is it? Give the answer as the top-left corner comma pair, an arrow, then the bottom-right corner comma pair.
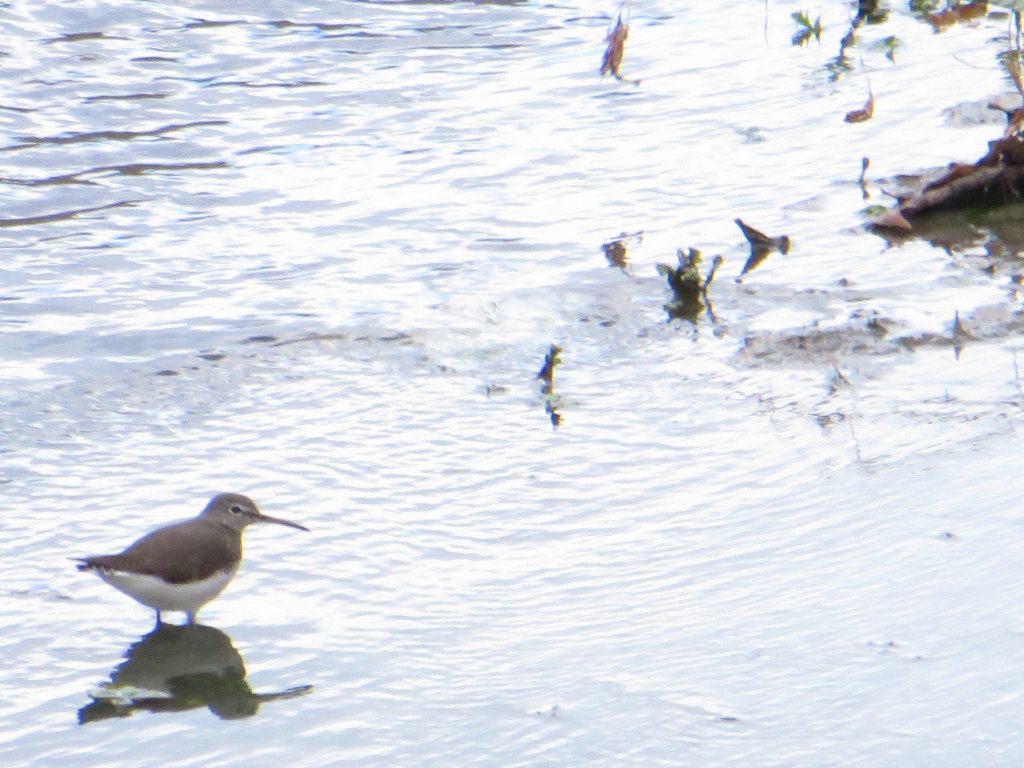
600,8 -> 639,86
601,231 -> 642,272
536,344 -> 560,388
735,218 -> 790,279
845,93 -> 874,123
536,344 -> 562,428
600,14 -> 627,77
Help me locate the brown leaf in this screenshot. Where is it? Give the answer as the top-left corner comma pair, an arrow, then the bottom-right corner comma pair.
735,218 -> 790,277
924,1 -> 987,30
845,93 -> 875,123
600,14 -> 628,78
602,237 -> 628,270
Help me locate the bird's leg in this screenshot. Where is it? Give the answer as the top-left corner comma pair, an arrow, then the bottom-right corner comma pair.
154,610 -> 163,628
186,611 -> 197,626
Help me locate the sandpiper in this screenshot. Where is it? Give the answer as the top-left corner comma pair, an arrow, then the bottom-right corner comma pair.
76,493 -> 308,625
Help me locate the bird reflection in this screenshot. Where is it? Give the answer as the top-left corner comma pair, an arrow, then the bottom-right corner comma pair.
78,622 -> 311,724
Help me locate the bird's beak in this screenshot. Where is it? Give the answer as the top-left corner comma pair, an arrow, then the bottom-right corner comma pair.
254,512 -> 310,531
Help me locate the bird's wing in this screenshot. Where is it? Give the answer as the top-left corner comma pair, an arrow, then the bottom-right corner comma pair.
84,521 -> 240,583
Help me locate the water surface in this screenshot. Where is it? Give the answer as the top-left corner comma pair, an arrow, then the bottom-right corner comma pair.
3,1 -> 1024,766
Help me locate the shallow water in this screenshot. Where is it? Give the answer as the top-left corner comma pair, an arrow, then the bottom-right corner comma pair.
4,1 -> 1024,765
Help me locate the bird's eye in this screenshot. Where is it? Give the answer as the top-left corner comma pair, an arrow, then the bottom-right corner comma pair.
229,504 -> 244,515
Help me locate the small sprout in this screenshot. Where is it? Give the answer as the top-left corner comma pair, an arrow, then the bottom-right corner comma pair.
923,1 -> 987,30
877,35 -> 899,63
791,11 -> 823,46
602,238 -> 627,270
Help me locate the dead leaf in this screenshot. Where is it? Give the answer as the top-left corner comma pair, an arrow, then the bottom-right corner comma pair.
924,1 -> 987,31
845,93 -> 875,123
735,218 -> 790,277
600,14 -> 628,78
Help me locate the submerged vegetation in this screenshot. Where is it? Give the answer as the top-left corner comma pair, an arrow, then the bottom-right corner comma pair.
516,0 -> 1024,425
601,231 -> 642,273
792,11 -> 823,46
873,27 -> 1024,228
536,344 -> 562,428
657,248 -> 722,324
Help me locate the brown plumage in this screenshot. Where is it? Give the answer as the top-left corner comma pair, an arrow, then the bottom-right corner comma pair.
77,516 -> 242,584
76,492 -> 308,625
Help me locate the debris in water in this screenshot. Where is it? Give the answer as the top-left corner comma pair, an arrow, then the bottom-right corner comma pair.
922,1 -> 987,30
536,344 -> 562,428
735,218 -> 791,279
791,11 -> 823,47
657,247 -> 722,323
871,53 -> 1024,229
845,92 -> 874,123
600,6 -> 640,86
952,310 -> 970,360
601,231 -> 642,272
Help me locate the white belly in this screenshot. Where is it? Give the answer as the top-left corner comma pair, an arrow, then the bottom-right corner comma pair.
96,568 -> 237,613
